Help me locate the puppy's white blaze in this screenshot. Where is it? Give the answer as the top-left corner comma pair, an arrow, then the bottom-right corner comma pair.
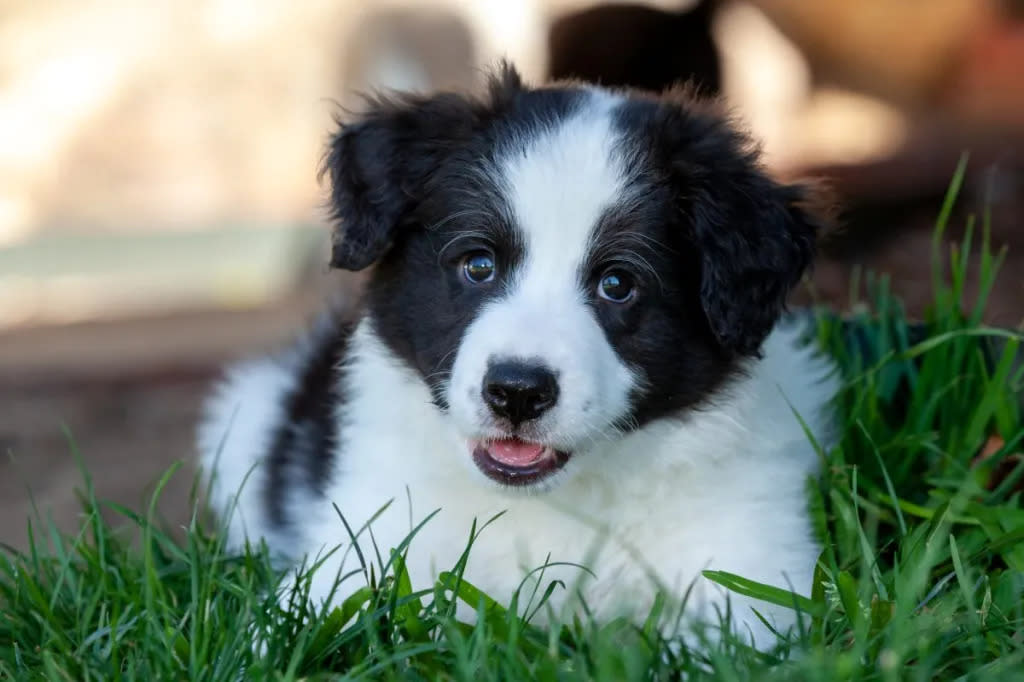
501,93 -> 629,298
448,94 -> 638,450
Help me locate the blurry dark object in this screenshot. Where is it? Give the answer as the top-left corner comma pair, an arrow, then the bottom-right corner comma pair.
548,0 -> 720,94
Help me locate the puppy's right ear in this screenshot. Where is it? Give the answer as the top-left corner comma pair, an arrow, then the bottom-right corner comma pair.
321,109 -> 400,271
325,97 -> 483,271
321,65 -> 523,271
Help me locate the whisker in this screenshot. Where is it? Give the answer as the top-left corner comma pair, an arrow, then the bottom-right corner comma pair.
422,369 -> 453,383
429,346 -> 460,375
427,209 -> 492,233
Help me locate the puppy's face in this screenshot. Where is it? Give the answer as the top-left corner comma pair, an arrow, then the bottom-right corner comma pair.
323,65 -> 824,490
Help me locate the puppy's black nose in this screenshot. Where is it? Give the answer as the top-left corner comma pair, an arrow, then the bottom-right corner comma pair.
482,361 -> 559,426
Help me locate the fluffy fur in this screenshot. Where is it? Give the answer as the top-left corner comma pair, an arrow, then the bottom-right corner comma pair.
198,64 -> 839,648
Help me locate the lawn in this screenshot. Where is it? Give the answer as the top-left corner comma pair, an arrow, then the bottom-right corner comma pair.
2,164 -> 1023,680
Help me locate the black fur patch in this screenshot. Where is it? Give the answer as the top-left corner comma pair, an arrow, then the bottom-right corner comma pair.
264,315 -> 351,526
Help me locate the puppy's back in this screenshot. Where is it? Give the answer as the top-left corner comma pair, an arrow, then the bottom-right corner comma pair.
198,355 -> 297,551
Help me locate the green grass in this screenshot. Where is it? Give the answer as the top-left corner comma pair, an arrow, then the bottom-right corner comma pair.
2,165 -> 1023,680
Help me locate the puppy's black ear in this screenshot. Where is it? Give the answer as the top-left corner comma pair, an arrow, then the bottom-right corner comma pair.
321,97 -> 465,271
321,63 -> 524,271
651,92 -> 829,356
321,107 -> 409,271
693,180 -> 827,356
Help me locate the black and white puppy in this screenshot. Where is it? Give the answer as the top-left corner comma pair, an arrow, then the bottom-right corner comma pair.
199,64 -> 838,647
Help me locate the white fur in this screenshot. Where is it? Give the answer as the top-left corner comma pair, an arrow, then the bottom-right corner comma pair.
199,93 -> 841,649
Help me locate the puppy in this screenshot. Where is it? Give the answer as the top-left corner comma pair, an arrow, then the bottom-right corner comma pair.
198,64 -> 838,648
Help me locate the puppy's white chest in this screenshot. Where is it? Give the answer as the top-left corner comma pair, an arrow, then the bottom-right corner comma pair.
311,423 -> 807,640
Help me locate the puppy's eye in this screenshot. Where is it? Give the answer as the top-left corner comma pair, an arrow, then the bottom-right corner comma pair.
597,269 -> 635,303
462,251 -> 496,284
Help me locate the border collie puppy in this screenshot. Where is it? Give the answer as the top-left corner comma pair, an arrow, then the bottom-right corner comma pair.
199,63 -> 838,648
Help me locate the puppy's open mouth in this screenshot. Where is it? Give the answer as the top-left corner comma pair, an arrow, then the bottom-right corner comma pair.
471,438 -> 571,485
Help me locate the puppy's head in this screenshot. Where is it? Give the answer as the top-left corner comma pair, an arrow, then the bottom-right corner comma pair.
322,64 -> 826,490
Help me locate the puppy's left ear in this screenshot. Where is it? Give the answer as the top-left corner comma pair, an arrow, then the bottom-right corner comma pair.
651,92 -> 832,357
321,105 -> 408,271
694,179 -> 828,357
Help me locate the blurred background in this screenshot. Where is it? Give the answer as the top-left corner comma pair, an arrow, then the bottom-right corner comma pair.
2,0 -> 1022,549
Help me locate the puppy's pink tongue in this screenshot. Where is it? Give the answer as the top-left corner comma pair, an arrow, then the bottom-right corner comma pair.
487,439 -> 545,466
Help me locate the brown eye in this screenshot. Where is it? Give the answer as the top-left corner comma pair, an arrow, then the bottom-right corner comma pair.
598,269 -> 635,303
462,251 -> 495,284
